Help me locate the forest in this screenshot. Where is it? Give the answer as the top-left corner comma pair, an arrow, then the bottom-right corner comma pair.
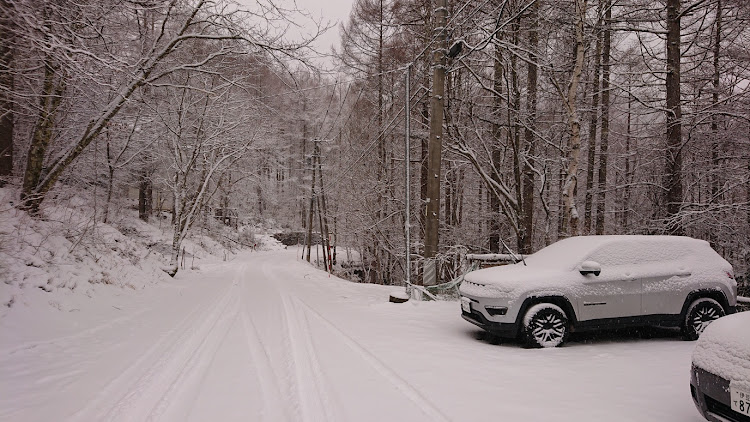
1,0 -> 748,287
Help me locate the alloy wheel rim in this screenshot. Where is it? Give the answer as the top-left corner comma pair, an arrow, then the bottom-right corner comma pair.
692,306 -> 720,335
531,313 -> 565,345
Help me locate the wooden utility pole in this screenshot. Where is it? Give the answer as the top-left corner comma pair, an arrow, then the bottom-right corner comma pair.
316,139 -> 332,272
423,0 -> 447,286
305,139 -> 316,262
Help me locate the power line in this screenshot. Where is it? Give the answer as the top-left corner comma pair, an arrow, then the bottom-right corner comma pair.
248,0 -> 481,102
321,87 -> 429,194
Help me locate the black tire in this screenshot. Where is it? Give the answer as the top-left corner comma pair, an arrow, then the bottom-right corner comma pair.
522,303 -> 569,348
682,297 -> 725,341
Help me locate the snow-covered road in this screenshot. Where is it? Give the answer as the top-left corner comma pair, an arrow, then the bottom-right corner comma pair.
0,248 -> 705,421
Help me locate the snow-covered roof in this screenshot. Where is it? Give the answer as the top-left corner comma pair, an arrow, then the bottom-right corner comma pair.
524,235 -> 712,270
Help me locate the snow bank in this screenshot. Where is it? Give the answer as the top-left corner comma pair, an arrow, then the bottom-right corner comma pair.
0,187 -> 239,322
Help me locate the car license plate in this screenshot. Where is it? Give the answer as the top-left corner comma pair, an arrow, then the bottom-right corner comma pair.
460,297 -> 471,313
731,383 -> 750,416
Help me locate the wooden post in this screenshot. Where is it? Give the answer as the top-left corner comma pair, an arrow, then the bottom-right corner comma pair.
423,0 -> 448,286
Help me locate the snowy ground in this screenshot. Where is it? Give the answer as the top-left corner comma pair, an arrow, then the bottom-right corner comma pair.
0,246 -> 707,422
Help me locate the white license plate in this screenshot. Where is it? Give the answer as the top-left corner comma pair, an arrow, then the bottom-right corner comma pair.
460,297 -> 471,313
731,384 -> 750,416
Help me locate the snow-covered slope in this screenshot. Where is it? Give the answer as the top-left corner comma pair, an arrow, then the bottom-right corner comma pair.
0,186 -> 249,340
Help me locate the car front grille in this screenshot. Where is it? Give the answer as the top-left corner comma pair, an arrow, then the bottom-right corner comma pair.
705,395 -> 750,422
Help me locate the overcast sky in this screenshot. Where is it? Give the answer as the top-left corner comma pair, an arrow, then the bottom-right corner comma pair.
294,0 -> 353,54
237,0 -> 354,60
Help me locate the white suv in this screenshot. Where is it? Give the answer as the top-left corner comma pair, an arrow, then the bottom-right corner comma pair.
459,235 -> 738,348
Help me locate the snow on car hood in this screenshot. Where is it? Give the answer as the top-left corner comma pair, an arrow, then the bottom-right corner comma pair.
692,312 -> 750,388
460,263 -> 577,299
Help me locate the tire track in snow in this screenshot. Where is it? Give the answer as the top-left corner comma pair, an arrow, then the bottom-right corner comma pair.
0,308 -> 149,358
255,252 -> 449,421
279,292 -> 340,422
255,254 -> 338,422
238,299 -> 294,422
134,292 -> 240,421
290,296 -> 451,422
69,274 -> 239,421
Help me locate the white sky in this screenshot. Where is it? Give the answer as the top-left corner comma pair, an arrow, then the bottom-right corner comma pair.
237,0 -> 354,61
293,0 -> 353,54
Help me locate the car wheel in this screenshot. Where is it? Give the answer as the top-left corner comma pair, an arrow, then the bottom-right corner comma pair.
522,303 -> 569,348
682,297 -> 725,341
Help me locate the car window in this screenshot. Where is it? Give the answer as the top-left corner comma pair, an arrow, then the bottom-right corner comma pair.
524,238 -> 601,269
586,240 -> 684,266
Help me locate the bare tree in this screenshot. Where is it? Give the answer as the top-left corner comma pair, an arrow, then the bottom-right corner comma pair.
558,0 -> 587,237
11,0 -> 319,214
151,66 -> 267,275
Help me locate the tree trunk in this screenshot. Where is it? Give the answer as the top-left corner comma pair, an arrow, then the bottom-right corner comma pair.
490,15 -> 504,253
509,14 -> 523,252
420,101 -> 429,235
103,141 -> 115,224
376,0 -> 385,223
710,0 -> 722,205
0,0 -> 13,185
664,0 -> 683,235
558,166 -> 567,238
138,171 -> 152,222
256,165 -> 264,216
21,54 -> 65,214
102,129 -> 127,224
444,162 -> 453,226
594,0 -> 611,235
561,0 -> 587,237
623,89 -> 633,230
301,100 -> 308,229
456,166 -> 463,226
167,211 -> 185,277
520,0 -> 538,255
583,12 -> 602,234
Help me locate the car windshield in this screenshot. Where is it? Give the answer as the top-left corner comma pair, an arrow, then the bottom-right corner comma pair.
523,237 -> 604,270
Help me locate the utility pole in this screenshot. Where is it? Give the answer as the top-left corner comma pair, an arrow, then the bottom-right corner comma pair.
423,0 -> 448,286
305,139 -> 316,262
315,139 -> 332,272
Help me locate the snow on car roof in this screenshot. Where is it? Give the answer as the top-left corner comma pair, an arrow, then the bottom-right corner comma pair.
692,311 -> 750,388
524,235 -> 708,269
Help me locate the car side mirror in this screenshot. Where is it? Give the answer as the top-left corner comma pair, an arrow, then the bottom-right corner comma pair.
580,260 -> 601,276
